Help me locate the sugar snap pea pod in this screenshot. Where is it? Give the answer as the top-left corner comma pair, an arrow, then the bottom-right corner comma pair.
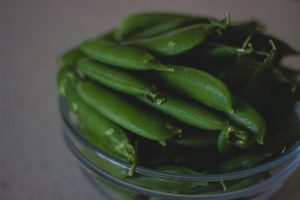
155,64 -> 234,113
80,147 -> 129,179
138,94 -> 229,130
57,46 -> 85,67
116,12 -> 195,40
228,97 -> 266,145
77,81 -> 182,144
225,174 -> 266,191
171,132 -> 218,148
233,20 -> 265,33
78,58 -> 165,103
126,165 -> 207,193
242,41 -> 276,111
57,70 -> 137,176
144,144 -> 221,169
217,152 -> 272,172
56,65 -> 75,96
242,64 -> 272,111
123,24 -> 215,56
97,30 -> 118,42
195,35 -> 254,64
81,39 -> 173,71
216,60 -> 256,94
219,26 -> 298,56
217,130 -> 235,157
199,43 -> 252,63
131,18 -> 200,40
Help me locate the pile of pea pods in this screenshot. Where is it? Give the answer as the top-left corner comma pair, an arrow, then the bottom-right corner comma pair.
57,12 -> 300,182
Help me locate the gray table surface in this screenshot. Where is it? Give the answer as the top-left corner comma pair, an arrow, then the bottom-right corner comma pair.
1,0 -> 300,199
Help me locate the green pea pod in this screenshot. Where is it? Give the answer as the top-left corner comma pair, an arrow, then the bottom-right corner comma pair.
228,97 -> 266,145
57,46 -> 85,67
126,165 -> 207,193
220,26 -> 298,56
233,20 -> 265,33
216,60 -> 256,94
171,132 -> 218,149
81,39 -> 173,71
225,174 -> 266,191
217,152 -> 272,172
143,143 -> 221,170
77,81 -> 182,144
98,30 -> 118,42
131,18 -> 199,40
80,147 -> 129,179
116,12 -> 195,40
242,64 -> 272,111
138,94 -> 228,131
123,24 -> 215,56
155,64 -> 234,113
195,42 -> 253,64
56,64 -> 75,96
78,58 -> 165,103
57,69 -> 137,176
217,130 -> 235,157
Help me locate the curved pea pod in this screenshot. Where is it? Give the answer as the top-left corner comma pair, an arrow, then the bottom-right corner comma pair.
228,97 -> 266,145
57,46 -> 85,67
138,94 -> 229,131
80,146 -> 130,179
131,17 -> 199,40
242,64 -> 272,111
233,20 -> 265,33
216,152 -> 272,172
123,24 -> 215,56
216,60 -> 256,94
225,174 -> 266,191
126,165 -> 208,193
219,26 -> 298,57
155,64 -> 234,113
195,42 -> 253,64
217,130 -> 235,157
77,81 -> 182,144
81,39 -> 173,71
116,12 -> 195,40
144,144 -> 221,170
56,64 -> 75,96
57,70 -> 137,176
78,58 -> 165,103
171,132 -> 218,149
97,30 -> 118,42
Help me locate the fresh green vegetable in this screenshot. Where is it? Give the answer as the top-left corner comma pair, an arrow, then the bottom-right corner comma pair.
78,58 -> 165,103
155,64 -> 234,113
77,81 -> 182,144
81,39 -> 173,71
57,67 -> 137,176
123,24 -> 215,56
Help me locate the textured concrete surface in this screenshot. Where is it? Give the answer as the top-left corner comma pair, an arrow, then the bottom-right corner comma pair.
1,0 -> 300,199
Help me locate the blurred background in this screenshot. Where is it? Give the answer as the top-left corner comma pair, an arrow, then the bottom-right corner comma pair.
1,0 -> 300,199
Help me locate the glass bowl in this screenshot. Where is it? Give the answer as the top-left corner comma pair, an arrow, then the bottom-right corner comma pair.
59,96 -> 300,200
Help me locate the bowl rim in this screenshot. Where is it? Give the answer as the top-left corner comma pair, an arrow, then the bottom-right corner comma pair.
59,96 -> 300,181
65,133 -> 300,199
